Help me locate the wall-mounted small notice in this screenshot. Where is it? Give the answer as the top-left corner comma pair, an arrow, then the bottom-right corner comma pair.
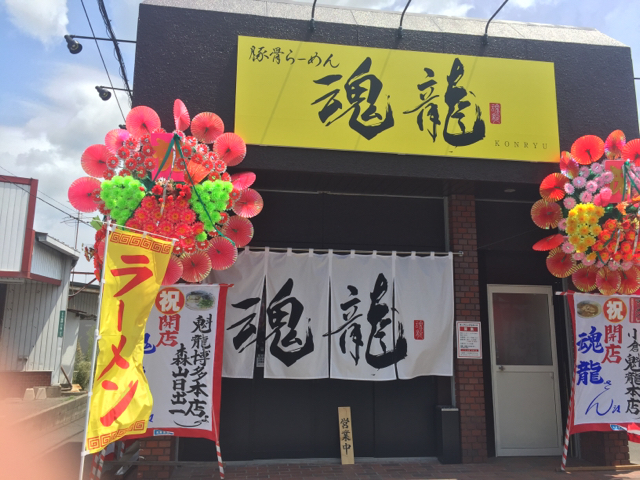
338,406 -> 354,465
456,321 -> 482,359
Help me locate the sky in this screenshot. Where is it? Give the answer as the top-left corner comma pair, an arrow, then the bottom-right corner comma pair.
0,0 -> 639,279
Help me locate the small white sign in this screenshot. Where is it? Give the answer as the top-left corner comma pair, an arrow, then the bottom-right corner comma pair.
457,321 -> 482,359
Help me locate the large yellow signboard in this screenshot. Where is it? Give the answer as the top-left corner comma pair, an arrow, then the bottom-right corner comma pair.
235,36 -> 560,163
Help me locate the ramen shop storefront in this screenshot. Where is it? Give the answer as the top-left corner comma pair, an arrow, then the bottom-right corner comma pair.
129,0 -> 640,471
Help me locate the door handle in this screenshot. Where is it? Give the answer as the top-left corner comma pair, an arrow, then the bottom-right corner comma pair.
498,365 -> 505,371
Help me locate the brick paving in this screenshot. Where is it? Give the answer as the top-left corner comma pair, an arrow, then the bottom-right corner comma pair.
124,457 -> 640,479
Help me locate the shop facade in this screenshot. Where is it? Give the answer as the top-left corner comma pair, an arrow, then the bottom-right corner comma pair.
132,0 -> 639,467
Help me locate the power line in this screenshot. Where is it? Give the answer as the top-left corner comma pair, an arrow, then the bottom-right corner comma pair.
0,165 -> 81,215
0,171 -> 95,230
79,0 -> 127,122
96,0 -> 133,104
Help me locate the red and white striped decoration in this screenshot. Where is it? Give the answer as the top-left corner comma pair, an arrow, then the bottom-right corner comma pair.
561,372 -> 577,471
216,441 -> 225,479
88,449 -> 105,480
116,441 -> 125,460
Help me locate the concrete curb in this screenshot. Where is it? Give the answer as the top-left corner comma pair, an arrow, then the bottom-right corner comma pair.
13,394 -> 87,437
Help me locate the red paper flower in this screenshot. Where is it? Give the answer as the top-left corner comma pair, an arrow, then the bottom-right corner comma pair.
183,210 -> 196,224
619,267 -> 640,294
180,250 -> 211,283
623,139 -> 640,164
117,147 -> 131,160
214,159 -> 227,173
162,256 -> 183,286
141,196 -> 157,210
191,112 -> 224,144
125,158 -> 136,170
546,248 -> 578,278
571,135 -> 604,165
68,177 -> 101,213
605,130 -> 626,159
558,151 -> 579,179
81,144 -> 110,178
571,265 -> 597,292
144,158 -> 157,170
173,99 -> 190,132
107,155 -> 120,168
532,234 -> 565,251
158,220 -> 174,236
531,199 -> 562,229
126,106 -> 161,138
596,267 -> 621,295
214,133 -> 246,167
174,223 -> 192,237
539,173 -> 569,202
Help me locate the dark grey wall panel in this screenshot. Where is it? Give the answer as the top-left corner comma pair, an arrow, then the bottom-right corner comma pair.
134,4 -> 638,189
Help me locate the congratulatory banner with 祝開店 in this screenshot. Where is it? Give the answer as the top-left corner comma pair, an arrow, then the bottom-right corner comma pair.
235,36 -> 560,163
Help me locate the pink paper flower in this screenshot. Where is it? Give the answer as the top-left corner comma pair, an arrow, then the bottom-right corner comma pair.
580,191 -> 593,203
558,218 -> 567,231
573,176 -> 586,189
572,251 -> 584,261
579,166 -> 590,177
586,181 -> 598,193
602,171 -> 614,184
563,242 -> 575,254
591,163 -> 604,174
582,256 -> 596,266
564,183 -> 575,195
564,197 -> 577,209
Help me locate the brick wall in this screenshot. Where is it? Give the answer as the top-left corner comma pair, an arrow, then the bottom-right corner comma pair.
448,195 -> 488,463
136,436 -> 175,479
580,431 -> 629,466
0,371 -> 52,399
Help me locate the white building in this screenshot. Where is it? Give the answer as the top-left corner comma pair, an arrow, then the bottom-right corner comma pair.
0,175 -> 80,397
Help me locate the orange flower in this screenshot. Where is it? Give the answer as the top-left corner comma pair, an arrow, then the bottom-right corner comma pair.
628,231 -> 637,241
600,251 -> 610,262
617,203 -> 628,215
604,219 -> 617,231
600,231 -> 612,242
592,242 -> 603,252
621,241 -> 632,254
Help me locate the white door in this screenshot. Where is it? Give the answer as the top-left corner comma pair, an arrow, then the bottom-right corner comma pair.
488,285 -> 563,456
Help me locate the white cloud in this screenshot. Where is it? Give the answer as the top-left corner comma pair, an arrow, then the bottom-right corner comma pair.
4,0 -> 68,45
0,62 -> 127,272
